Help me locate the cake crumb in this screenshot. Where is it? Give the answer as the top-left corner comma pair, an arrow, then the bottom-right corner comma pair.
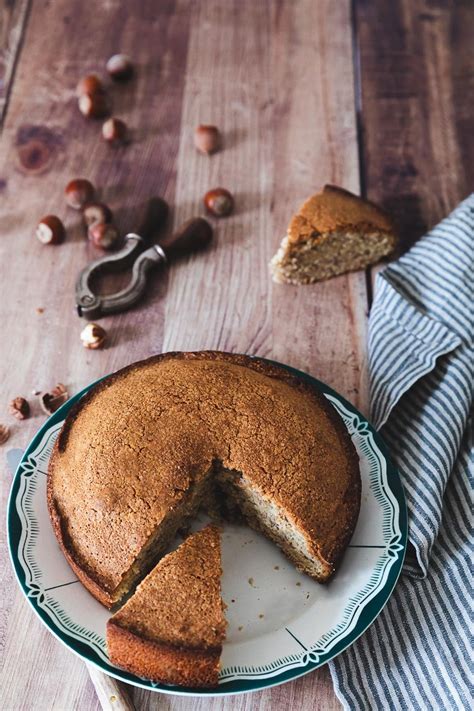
238,625 -> 243,631
231,599 -> 235,603
248,577 -> 255,587
36,307 -> 44,314
296,581 -> 301,587
306,593 -> 310,599
274,565 -> 280,570
259,613 -> 264,619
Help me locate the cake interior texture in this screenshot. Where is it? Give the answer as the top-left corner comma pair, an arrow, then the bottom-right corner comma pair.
112,474 -> 214,606
270,229 -> 395,284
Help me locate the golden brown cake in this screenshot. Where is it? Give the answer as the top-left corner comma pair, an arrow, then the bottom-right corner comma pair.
107,524 -> 225,688
270,185 -> 397,284
48,352 -> 360,609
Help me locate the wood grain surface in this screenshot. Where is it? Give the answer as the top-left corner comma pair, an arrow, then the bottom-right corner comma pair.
0,1 -> 472,710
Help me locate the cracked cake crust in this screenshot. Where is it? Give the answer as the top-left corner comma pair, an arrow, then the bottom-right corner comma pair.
48,351 -> 360,608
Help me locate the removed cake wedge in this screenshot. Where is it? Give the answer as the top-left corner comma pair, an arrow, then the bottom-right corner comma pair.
270,185 -> 397,284
107,524 -> 226,688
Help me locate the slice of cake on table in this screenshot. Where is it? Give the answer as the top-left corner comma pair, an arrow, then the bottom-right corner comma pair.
107,524 -> 226,688
270,185 -> 397,284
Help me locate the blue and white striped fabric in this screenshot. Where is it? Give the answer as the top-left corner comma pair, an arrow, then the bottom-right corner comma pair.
329,194 -> 474,710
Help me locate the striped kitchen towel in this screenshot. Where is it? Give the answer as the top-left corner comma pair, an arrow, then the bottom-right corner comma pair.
329,194 -> 474,710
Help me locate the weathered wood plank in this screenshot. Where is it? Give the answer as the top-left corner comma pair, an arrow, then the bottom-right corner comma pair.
0,1 -> 191,709
1,0 -> 365,708
355,0 -> 474,253
0,0 -> 31,126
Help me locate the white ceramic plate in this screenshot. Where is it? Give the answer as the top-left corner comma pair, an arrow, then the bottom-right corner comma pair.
8,359 -> 406,696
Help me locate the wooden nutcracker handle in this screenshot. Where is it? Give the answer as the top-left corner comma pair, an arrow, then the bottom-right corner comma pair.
159,217 -> 213,260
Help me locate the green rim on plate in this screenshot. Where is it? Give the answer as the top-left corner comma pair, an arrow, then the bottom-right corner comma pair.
7,357 -> 407,697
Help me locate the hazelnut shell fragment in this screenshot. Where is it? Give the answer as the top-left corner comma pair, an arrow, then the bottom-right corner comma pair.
203,188 -> 234,217
65,179 -> 95,209
39,383 -> 69,415
80,323 -> 107,350
9,397 -> 30,420
194,125 -> 221,155
0,424 -> 10,445
36,215 -> 66,245
106,54 -> 134,81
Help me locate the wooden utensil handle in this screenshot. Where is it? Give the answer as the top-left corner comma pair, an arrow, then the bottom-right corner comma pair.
159,217 -> 213,259
86,663 -> 135,711
137,196 -> 169,243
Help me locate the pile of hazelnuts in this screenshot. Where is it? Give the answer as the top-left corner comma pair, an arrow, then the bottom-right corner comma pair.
77,53 -> 133,145
36,178 -> 120,249
35,56 -> 234,252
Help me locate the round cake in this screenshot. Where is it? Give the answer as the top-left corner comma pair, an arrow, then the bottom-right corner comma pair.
48,352 -> 360,608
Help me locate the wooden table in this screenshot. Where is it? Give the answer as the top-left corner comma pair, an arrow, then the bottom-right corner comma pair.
0,1 -> 471,709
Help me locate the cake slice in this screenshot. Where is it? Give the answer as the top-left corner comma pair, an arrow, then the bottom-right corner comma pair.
270,185 -> 397,284
107,525 -> 226,688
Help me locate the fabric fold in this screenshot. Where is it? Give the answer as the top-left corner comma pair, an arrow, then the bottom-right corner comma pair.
329,195 -> 473,710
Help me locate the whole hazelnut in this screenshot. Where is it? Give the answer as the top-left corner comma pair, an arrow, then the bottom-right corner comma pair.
102,117 -> 128,145
78,92 -> 110,119
83,202 -> 113,227
106,54 -> 134,81
203,188 -> 234,217
80,323 -> 107,350
65,179 -> 95,209
88,222 -> 120,250
9,396 -> 30,420
36,215 -> 66,245
194,125 -> 221,155
76,74 -> 105,97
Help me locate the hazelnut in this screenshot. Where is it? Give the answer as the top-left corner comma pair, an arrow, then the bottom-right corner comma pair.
39,383 -> 68,415
88,222 -> 120,250
76,74 -> 105,97
9,396 -> 30,420
102,117 -> 128,145
80,323 -> 107,350
194,125 -> 221,155
83,202 -> 113,227
36,215 -> 66,245
106,54 -> 134,81
78,92 -> 110,119
203,188 -> 234,217
65,179 -> 95,209
0,424 -> 10,445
